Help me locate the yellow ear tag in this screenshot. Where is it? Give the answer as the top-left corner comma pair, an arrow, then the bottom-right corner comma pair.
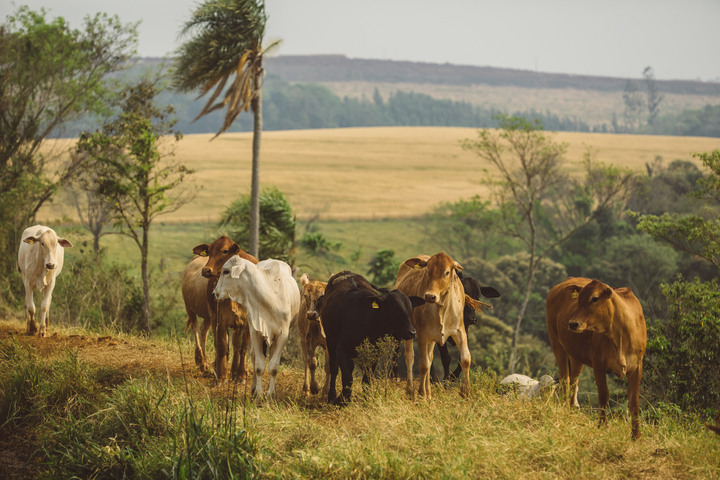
571,290 -> 579,299
414,264 -> 422,269
26,238 -> 35,244
372,301 -> 379,309
198,251 -> 208,257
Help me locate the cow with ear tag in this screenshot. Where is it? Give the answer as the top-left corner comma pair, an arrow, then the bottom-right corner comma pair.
320,271 -> 424,405
214,255 -> 300,400
17,225 -> 72,337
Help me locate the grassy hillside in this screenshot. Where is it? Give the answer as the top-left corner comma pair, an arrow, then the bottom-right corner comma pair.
1,319 -> 718,479
40,127 -> 720,224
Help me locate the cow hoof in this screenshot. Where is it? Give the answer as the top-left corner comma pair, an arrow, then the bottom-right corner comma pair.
310,384 -> 320,395
38,329 -> 47,338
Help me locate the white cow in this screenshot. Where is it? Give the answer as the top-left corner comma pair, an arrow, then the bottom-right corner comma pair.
500,374 -> 555,399
214,256 -> 300,399
17,225 -> 73,337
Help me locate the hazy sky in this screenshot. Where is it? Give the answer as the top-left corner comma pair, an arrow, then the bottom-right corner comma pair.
2,0 -> 718,81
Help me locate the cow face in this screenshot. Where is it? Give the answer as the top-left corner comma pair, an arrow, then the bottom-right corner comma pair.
376,290 -> 423,340
23,229 -> 72,272
568,280 -> 614,334
193,236 -> 241,279
214,256 -> 246,301
422,253 -> 463,304
300,274 -> 326,324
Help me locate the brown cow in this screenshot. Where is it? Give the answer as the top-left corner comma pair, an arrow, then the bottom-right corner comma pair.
181,235 -> 258,381
298,274 -> 330,397
546,277 -> 647,439
394,253 -> 485,398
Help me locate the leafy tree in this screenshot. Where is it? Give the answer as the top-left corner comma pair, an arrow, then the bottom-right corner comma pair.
367,249 -> 401,288
76,80 -> 195,334
174,0 -> 280,258
633,150 -> 720,272
622,80 -> 644,131
0,6 -> 136,295
643,66 -> 663,127
461,115 -> 636,372
219,186 -> 296,263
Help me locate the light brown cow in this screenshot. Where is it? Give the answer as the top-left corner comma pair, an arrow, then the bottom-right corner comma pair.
298,274 -> 329,397
546,277 -> 647,439
394,253 -> 484,398
181,235 -> 258,381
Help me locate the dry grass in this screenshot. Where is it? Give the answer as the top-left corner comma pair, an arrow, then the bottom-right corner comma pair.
38,127 -> 720,225
3,318 -> 718,479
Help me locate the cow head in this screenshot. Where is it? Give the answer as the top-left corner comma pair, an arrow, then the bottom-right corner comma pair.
407,252 -> 462,305
213,256 -> 247,301
23,228 -> 72,273
193,236 -> 256,279
567,280 -> 614,334
375,290 -> 424,340
459,276 -> 500,327
300,274 -> 327,324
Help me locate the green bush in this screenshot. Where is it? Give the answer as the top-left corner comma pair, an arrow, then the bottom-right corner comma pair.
644,278 -> 720,412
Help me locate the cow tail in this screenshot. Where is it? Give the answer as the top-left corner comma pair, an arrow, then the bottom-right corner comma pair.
465,294 -> 492,312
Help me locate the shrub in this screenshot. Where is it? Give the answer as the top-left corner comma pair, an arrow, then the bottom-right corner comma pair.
643,278 -> 720,412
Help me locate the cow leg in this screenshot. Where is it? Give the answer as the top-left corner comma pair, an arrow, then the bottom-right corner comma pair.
37,281 -> 55,337
235,323 -> 250,383
185,311 -> 205,371
265,327 -> 289,400
230,327 -> 243,381
417,338 -> 434,399
593,367 -> 610,428
249,328 -> 266,398
453,329 -> 472,398
321,345 -> 331,398
627,365 -> 642,440
438,344 -> 452,381
568,359 -> 584,408
308,339 -> 321,395
404,338 -> 415,397
327,346 -> 339,404
338,352 -> 354,405
214,320 -> 229,383
24,283 -> 37,336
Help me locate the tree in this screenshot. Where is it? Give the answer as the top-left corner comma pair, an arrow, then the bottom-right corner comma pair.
643,66 -> 663,127
77,80 -> 195,334
219,186 -> 296,263
367,249 -> 401,287
173,0 -> 280,258
462,115 -> 636,372
0,6 -> 136,292
633,150 -> 720,272
622,80 -> 644,131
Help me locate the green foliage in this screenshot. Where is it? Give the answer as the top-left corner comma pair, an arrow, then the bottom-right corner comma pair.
219,186 -> 296,262
0,6 -> 137,307
355,335 -> 401,399
644,278 -> 720,411
51,245 -> 145,333
366,249 -> 400,287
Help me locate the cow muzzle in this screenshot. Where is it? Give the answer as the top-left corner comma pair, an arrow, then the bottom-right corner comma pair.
46,263 -> 56,270
424,292 -> 437,303
568,321 -> 585,333
201,268 -> 214,279
306,311 -> 318,321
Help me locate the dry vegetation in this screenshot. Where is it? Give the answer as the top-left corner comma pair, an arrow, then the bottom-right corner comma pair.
40,127 -> 720,224
1,318 -> 718,479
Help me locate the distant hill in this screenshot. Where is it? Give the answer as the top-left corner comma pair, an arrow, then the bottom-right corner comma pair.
263,55 -> 720,96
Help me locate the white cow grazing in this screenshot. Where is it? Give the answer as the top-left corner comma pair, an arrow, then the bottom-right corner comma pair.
500,374 -> 555,400
17,225 -> 73,337
214,256 -> 300,399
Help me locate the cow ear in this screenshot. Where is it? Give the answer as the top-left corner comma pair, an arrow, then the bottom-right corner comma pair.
23,236 -> 38,245
453,261 -> 464,272
601,286 -> 613,299
193,244 -> 209,257
480,286 -> 500,298
228,243 -> 241,255
409,296 -> 425,308
300,273 -> 310,286
405,258 -> 427,270
231,264 -> 243,278
58,238 -> 73,248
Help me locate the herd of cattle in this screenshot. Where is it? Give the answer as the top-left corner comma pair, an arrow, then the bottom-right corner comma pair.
18,225 -> 649,439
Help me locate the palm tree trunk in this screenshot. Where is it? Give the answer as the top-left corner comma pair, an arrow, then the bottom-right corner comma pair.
249,67 -> 263,259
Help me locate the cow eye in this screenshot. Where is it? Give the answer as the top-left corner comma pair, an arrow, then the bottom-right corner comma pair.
591,296 -> 599,303
222,249 -> 228,254
445,271 -> 450,277
223,269 -> 229,275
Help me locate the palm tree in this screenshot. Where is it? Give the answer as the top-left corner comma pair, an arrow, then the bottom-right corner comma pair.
173,0 -> 279,258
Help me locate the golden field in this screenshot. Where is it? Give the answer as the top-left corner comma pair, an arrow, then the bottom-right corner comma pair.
40,127 -> 720,224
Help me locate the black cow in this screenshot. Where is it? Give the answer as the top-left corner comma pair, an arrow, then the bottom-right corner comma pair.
431,273 -> 501,382
320,271 -> 424,405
